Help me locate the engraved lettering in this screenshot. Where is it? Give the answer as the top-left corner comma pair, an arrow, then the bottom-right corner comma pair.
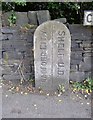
58,31 -> 65,37
57,31 -> 65,76
40,42 -> 47,49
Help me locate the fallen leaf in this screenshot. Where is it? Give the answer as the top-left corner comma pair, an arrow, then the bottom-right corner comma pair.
16,87 -> 19,92
85,95 -> 88,99
21,91 -> 23,94
11,87 -> 15,90
86,89 -> 89,94
46,93 -> 49,96
79,97 -> 82,99
58,94 -> 61,97
76,95 -> 79,97
40,90 -> 43,94
24,92 -> 28,95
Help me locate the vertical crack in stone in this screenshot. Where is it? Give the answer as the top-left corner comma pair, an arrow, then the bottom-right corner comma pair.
51,23 -> 53,87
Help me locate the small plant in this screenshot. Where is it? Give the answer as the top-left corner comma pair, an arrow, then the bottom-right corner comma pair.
8,12 -> 16,26
57,84 -> 65,94
70,77 -> 93,94
13,0 -> 26,6
22,24 -> 36,29
29,79 -> 35,84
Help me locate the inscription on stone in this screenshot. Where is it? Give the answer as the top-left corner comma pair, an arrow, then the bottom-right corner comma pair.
34,21 -> 71,91
40,36 -> 47,82
57,31 -> 65,76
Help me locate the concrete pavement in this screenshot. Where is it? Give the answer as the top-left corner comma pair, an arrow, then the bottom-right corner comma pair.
2,84 -> 91,118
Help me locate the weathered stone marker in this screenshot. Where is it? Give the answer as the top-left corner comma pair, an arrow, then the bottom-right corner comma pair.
34,21 -> 71,91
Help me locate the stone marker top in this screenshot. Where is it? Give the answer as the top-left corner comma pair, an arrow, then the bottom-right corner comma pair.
34,20 -> 71,91
34,20 -> 71,44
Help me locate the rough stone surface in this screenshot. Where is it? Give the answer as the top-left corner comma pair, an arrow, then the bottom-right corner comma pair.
70,59 -> 82,65
2,10 -> 51,27
1,27 -> 16,34
34,21 -> 71,91
69,24 -> 92,40
2,12 -> 12,26
3,74 -> 21,81
28,11 -> 38,25
1,27 -> 35,83
37,10 -> 51,25
70,65 -> 78,72
54,18 -> 67,23
70,72 -> 85,82
71,52 -> 82,60
2,12 -> 28,27
79,61 -> 92,72
15,12 -> 28,26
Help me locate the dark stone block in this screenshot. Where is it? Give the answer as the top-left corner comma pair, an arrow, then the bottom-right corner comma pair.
70,71 -> 85,82
54,18 -> 67,24
71,33 -> 91,40
3,51 -> 24,60
2,44 -> 15,51
2,12 -> 12,26
15,12 -> 28,26
80,41 -> 92,48
83,52 -> 93,57
0,41 -> 2,50
79,61 -> 92,72
12,33 -> 28,40
2,40 -> 27,52
71,46 -> 83,51
1,27 -> 15,34
37,10 -> 51,25
84,47 -> 93,51
71,52 -> 82,60
0,52 -> 2,59
2,67 -> 13,75
3,72 -> 32,81
3,74 -> 21,81
28,11 -> 38,25
71,41 -> 79,48
26,34 -> 33,43
70,59 -> 82,65
0,33 -> 2,41
68,24 -> 92,40
2,34 -> 13,40
70,65 -> 78,72
2,34 -> 8,40
84,57 -> 91,63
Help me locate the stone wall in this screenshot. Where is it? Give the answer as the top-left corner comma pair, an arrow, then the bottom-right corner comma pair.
1,11 -> 93,83
69,24 -> 93,82
1,26 -> 36,84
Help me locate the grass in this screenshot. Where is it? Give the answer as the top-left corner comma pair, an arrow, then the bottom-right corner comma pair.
70,77 -> 93,94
